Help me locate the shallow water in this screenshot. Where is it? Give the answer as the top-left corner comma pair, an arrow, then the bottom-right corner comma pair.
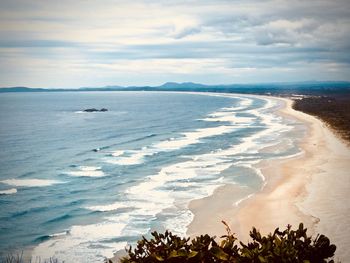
0,91 -> 304,261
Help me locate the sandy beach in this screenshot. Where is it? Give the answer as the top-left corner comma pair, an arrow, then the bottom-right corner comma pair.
188,96 -> 350,262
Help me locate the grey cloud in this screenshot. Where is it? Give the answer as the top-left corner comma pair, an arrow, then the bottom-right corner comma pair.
172,27 -> 201,39
198,0 -> 350,48
0,40 -> 79,48
1,0 -> 350,86
253,28 -> 296,46
86,39 -> 340,67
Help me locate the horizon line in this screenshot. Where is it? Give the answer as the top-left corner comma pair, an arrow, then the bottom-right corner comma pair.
2,80 -> 350,90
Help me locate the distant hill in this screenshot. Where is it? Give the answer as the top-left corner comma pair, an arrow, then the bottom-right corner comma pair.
0,87 -> 48,92
1,81 -> 350,96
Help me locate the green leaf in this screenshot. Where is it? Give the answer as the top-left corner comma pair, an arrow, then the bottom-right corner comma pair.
168,249 -> 188,259
154,255 -> 164,261
188,251 -> 199,258
210,246 -> 229,260
258,255 -> 268,262
168,251 -> 179,258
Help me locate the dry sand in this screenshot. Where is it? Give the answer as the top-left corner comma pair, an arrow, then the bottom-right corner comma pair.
187,97 -> 350,262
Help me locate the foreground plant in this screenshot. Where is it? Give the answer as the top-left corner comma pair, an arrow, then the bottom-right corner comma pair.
118,222 -> 336,263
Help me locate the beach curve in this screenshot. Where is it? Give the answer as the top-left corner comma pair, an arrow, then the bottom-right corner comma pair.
187,95 -> 350,262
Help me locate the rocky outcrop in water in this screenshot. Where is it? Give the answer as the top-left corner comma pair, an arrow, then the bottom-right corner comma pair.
83,108 -> 108,112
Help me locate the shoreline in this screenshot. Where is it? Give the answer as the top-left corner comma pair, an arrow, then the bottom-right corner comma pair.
187,95 -> 350,261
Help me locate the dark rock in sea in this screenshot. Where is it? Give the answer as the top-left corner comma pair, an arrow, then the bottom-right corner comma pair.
83,108 -> 108,112
84,108 -> 99,112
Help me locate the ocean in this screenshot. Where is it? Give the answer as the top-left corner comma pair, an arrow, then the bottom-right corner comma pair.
0,91 -> 305,262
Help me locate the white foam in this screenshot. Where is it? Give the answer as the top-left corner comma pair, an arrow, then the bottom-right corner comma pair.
105,96 -> 259,167
234,193 -> 254,207
0,188 -> 17,195
67,166 -> 106,177
115,153 -> 232,240
274,150 -> 304,160
237,163 -> 265,182
32,214 -> 130,262
32,95 -> 302,261
163,209 -> 194,236
220,97 -> 253,111
106,150 -> 152,165
111,150 -> 125,157
1,179 -> 62,187
201,113 -> 255,125
155,125 -> 235,151
106,125 -> 237,166
80,166 -> 101,171
86,203 -> 127,212
49,230 -> 70,238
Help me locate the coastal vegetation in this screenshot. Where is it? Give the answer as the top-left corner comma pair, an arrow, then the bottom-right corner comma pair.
293,95 -> 350,143
1,222 -> 337,262
118,222 -> 336,263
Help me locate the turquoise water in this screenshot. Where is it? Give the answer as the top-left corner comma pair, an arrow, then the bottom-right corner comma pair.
0,92 -> 303,261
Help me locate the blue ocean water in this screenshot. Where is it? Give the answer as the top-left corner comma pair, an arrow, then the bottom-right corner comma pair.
0,91 -> 304,261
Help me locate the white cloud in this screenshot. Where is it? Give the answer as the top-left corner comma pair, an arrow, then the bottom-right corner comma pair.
0,0 -> 349,87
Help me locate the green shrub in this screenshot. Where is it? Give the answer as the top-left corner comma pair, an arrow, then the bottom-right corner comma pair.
118,222 -> 336,263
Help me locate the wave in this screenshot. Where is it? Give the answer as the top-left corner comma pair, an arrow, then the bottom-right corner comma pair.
121,153 -> 233,236
44,214 -> 72,224
31,94 -> 302,262
111,150 -> 125,157
201,113 -> 255,125
66,166 -> 106,177
155,125 -> 236,150
105,150 -> 152,165
124,133 -> 158,144
106,96 -> 295,241
12,206 -> 51,218
106,125 -> 238,166
1,179 -> 63,187
35,230 -> 70,242
85,203 -> 127,212
105,96 -> 256,166
163,209 -> 194,236
99,96 -> 290,240
32,214 -> 130,262
0,188 -> 17,195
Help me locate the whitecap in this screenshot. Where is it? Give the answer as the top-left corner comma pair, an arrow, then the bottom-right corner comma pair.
0,188 -> 17,195
85,203 -> 127,212
106,151 -> 152,165
106,96 -> 256,167
155,125 -> 236,151
1,179 -> 62,187
163,209 -> 194,236
49,230 -> 70,238
111,150 -> 125,157
201,114 -> 255,125
32,214 -> 130,262
67,166 -> 106,177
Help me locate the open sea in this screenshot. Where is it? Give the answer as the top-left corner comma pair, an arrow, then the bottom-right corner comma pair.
0,91 -> 305,262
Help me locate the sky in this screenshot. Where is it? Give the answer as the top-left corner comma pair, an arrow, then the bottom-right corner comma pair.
0,0 -> 350,88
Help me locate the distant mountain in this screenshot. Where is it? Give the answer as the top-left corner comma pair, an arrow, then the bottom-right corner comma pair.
0,87 -> 47,92
1,81 -> 350,96
158,82 -> 209,89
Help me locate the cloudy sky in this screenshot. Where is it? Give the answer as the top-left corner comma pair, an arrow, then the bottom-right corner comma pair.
1,0 -> 350,88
